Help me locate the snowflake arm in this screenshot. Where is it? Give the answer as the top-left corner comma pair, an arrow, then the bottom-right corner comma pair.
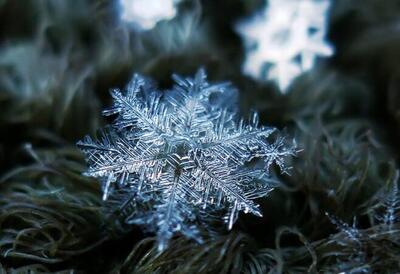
154,170 -> 203,251
166,69 -> 236,142
77,129 -> 167,199
103,76 -> 173,145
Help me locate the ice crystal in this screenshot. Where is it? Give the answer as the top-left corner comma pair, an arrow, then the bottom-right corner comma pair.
375,170 -> 400,230
120,0 -> 178,30
78,69 -> 296,250
236,0 -> 333,92
326,213 -> 369,273
325,171 -> 400,273
326,213 -> 362,245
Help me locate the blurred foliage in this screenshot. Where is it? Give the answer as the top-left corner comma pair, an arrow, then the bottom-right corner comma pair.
1,0 -> 400,273
0,263 -> 74,274
0,144 -> 107,268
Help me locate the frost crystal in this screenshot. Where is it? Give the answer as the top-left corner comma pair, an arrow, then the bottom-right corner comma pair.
236,0 -> 333,92
119,0 -> 178,30
78,69 -> 296,250
376,170 -> 400,230
326,213 -> 362,245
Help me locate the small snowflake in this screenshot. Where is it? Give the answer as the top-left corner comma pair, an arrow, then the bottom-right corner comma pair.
236,0 -> 333,92
78,69 -> 296,250
119,0 -> 178,30
375,170 -> 400,230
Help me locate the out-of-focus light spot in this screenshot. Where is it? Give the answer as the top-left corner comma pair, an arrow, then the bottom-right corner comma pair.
120,0 -> 177,30
236,0 -> 334,93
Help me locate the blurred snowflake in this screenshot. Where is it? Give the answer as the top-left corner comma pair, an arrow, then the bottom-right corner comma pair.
236,0 -> 333,92
119,0 -> 179,30
78,69 -> 296,251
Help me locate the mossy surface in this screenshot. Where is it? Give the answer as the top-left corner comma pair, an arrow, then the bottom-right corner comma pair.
1,0 -> 400,273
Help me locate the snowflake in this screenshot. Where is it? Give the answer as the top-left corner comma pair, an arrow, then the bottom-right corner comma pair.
119,0 -> 178,30
77,69 -> 296,250
375,170 -> 400,230
236,0 -> 333,92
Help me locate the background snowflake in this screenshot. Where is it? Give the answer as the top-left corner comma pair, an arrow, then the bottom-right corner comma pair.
236,0 -> 334,92
119,0 -> 179,30
78,69 -> 296,250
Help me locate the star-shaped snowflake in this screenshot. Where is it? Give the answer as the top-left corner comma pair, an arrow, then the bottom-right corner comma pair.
78,70 -> 296,250
236,0 -> 333,92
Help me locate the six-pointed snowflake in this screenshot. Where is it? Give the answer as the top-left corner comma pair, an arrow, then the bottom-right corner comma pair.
236,0 -> 333,92
78,70 -> 296,250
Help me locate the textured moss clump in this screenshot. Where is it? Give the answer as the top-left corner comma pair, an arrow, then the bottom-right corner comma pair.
1,0 -> 400,273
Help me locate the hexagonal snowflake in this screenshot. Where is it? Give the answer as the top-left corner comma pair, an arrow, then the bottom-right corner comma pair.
236,0 -> 333,92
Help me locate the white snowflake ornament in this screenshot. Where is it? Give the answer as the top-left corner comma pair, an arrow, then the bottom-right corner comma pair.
236,0 -> 334,92
78,70 -> 296,251
120,0 -> 178,30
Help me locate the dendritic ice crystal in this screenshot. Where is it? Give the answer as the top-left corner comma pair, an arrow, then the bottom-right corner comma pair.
119,0 -> 178,30
236,0 -> 333,92
78,69 -> 296,250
